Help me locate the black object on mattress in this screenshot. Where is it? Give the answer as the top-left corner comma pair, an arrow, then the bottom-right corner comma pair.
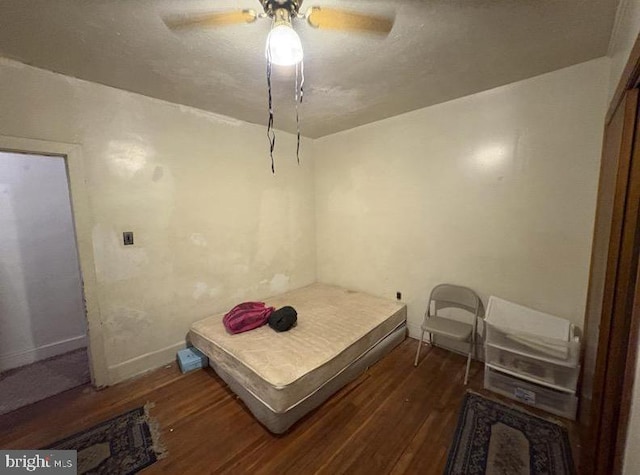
269,306 -> 298,332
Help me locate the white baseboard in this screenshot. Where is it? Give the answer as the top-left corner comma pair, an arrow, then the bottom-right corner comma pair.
107,341 -> 186,384
0,335 -> 88,372
407,322 -> 423,340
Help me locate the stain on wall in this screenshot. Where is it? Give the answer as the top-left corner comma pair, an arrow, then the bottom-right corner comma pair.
0,58 -> 316,381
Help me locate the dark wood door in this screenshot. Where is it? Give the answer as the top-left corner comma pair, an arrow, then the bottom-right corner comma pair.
581,88 -> 640,474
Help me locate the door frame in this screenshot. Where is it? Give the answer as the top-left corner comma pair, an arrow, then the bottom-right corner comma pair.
582,32 -> 640,474
0,135 -> 109,388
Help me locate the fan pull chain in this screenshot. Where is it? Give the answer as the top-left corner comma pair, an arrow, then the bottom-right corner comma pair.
266,41 -> 276,174
295,59 -> 305,164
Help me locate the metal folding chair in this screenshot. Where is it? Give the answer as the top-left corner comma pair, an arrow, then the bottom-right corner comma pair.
413,283 -> 481,385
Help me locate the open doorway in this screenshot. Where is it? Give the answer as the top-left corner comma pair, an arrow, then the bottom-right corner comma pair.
0,151 -> 90,414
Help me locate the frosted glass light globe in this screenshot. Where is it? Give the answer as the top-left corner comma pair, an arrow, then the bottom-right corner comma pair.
266,24 -> 303,66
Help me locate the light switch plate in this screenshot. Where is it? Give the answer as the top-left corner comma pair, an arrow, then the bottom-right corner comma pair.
123,231 -> 134,245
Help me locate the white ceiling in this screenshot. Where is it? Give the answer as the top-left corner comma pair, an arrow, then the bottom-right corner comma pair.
0,0 -> 618,138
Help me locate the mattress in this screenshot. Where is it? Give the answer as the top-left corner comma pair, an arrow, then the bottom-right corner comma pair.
211,323 -> 406,434
189,283 -> 406,415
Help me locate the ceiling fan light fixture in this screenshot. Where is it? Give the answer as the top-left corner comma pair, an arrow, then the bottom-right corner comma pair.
266,24 -> 303,66
266,9 -> 303,67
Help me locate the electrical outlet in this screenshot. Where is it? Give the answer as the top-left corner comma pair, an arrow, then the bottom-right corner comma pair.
123,231 -> 134,246
396,291 -> 402,301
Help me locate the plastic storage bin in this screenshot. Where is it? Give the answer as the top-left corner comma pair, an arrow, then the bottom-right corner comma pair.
485,366 -> 578,420
485,343 -> 580,392
485,321 -> 581,368
482,296 -> 581,419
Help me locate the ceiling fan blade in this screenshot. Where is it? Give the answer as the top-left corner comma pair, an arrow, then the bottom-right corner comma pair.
164,10 -> 257,30
306,7 -> 393,35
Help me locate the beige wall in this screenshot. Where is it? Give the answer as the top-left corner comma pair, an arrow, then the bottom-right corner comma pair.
0,58 -> 316,384
314,58 -> 608,339
0,55 -> 610,387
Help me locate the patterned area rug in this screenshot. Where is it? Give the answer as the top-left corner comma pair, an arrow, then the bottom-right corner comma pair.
45,405 -> 164,474
445,392 -> 575,475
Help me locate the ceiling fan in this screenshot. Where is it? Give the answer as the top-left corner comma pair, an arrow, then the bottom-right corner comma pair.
164,1 -> 394,172
164,0 -> 394,65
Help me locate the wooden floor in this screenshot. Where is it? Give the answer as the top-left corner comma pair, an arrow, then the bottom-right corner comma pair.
0,339 -> 580,474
